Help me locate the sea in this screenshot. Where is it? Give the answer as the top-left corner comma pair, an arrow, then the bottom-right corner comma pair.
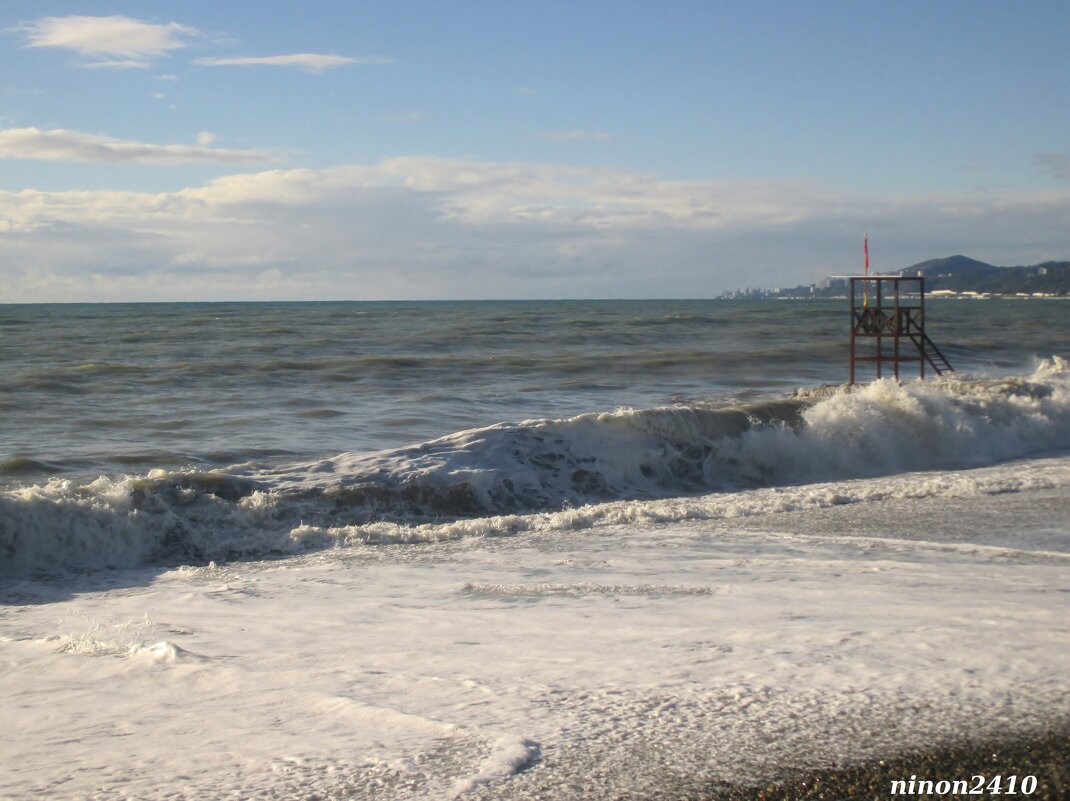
1,298 -> 1068,800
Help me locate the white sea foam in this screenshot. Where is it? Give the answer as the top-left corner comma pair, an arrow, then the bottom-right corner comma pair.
268,357 -> 1070,513
127,640 -> 204,663
2,359 -> 1068,575
3,476 -> 1067,800
294,454 -> 1070,554
451,736 -> 539,797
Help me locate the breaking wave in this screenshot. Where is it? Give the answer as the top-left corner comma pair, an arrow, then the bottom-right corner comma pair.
2,358 -> 1068,575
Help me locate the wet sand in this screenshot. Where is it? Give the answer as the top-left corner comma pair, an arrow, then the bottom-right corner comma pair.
696,726 -> 1070,801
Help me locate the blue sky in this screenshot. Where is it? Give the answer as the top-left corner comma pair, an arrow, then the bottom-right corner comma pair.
2,1 -> 1069,300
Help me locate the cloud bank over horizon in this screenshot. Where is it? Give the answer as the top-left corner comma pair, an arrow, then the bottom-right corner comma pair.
3,7 -> 1069,302
2,156 -> 1068,302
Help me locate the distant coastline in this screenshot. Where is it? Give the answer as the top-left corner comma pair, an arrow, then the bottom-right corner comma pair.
721,255 -> 1070,300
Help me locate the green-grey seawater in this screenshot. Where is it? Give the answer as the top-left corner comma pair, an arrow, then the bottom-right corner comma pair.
2,298 -> 1067,486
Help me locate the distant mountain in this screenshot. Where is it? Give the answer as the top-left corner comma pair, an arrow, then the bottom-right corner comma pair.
895,255 -> 999,280
894,256 -> 1069,294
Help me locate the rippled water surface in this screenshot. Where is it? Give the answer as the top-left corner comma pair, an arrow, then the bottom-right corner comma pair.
2,298 -> 1067,484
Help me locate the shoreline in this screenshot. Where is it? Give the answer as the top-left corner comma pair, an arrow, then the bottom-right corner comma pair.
694,726 -> 1070,801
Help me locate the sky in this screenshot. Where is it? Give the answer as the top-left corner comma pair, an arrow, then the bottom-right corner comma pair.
1,1 -> 1069,301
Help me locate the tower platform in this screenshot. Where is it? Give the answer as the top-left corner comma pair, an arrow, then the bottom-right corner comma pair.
841,274 -> 954,384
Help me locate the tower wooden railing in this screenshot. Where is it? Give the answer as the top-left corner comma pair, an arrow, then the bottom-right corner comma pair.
847,275 -> 953,383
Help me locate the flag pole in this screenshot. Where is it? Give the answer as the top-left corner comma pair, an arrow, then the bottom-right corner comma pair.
863,234 -> 870,307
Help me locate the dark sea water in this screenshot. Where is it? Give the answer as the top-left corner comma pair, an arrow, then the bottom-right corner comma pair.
2,298 -> 1066,486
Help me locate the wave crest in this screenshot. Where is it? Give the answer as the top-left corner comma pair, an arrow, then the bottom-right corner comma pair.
2,359 -> 1068,575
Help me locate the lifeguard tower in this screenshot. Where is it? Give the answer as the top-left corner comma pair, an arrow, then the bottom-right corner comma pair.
847,274 -> 953,384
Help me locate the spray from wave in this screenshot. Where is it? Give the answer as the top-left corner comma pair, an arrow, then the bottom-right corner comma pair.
2,358 -> 1068,575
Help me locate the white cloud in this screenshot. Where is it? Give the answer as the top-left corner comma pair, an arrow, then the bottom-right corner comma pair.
194,54 -> 390,72
536,130 -> 613,142
15,15 -> 196,62
2,157 -> 1069,302
0,127 -> 272,164
197,131 -> 217,147
81,58 -> 152,70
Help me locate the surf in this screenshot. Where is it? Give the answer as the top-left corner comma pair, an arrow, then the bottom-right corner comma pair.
2,358 -> 1068,576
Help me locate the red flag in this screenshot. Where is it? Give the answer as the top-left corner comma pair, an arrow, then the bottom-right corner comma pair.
864,234 -> 869,275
